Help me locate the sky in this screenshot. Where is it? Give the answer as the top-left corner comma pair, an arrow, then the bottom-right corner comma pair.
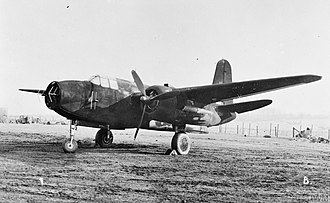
0,0 -> 329,116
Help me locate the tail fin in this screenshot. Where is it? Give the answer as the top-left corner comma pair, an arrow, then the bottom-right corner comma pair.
212,59 -> 232,84
213,59 -> 232,104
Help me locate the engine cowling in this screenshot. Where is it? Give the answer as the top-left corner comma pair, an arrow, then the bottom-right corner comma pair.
144,85 -> 178,123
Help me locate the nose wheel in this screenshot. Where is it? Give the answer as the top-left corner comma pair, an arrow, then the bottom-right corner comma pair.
62,120 -> 79,153
62,139 -> 78,153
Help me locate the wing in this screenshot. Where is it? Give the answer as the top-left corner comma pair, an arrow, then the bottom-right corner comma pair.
19,89 -> 45,95
175,75 -> 321,106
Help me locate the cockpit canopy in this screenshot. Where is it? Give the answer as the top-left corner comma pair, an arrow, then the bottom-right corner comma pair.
89,75 -> 119,89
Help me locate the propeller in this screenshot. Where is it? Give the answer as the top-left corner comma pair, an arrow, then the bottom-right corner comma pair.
134,104 -> 146,140
131,70 -> 146,96
131,70 -> 148,140
131,70 -> 180,140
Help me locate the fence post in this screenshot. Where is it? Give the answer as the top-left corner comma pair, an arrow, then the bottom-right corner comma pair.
293,127 -> 295,138
248,123 -> 251,136
328,129 -> 330,140
237,125 -> 239,134
311,125 -> 313,135
225,124 -> 227,134
242,122 -> 245,135
256,126 -> 258,136
270,123 -> 272,135
277,124 -> 279,137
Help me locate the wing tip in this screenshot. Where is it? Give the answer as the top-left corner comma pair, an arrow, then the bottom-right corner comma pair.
304,75 -> 322,83
19,89 -> 45,94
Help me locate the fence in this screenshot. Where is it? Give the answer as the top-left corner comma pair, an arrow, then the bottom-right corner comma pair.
216,122 -> 329,139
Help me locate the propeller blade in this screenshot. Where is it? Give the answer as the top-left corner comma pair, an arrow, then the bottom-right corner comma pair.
134,104 -> 146,140
131,70 -> 146,96
19,89 -> 45,95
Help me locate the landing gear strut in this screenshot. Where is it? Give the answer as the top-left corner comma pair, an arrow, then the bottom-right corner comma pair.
95,127 -> 113,148
62,120 -> 78,153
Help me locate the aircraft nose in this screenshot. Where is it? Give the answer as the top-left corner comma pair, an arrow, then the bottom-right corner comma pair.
45,80 -> 91,112
45,81 -> 61,109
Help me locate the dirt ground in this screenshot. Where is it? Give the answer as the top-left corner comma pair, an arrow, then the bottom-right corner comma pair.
0,124 -> 329,203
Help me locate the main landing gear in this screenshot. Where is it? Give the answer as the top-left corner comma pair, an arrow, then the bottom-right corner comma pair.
171,127 -> 191,155
95,127 -> 113,148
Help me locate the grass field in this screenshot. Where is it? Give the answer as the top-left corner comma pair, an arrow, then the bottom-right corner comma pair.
0,124 -> 329,202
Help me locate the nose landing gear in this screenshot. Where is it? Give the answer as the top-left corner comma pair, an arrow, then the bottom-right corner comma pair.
62,120 -> 79,153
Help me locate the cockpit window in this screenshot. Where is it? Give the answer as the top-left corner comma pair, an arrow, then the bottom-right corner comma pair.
100,77 -> 110,88
109,78 -> 119,90
89,75 -> 101,86
89,75 -> 117,89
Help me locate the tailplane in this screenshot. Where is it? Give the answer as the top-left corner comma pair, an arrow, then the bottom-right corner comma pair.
215,99 -> 272,114
213,59 -> 232,104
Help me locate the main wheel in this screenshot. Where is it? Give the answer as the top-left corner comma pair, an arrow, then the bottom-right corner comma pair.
95,129 -> 113,148
62,139 -> 78,153
171,133 -> 191,155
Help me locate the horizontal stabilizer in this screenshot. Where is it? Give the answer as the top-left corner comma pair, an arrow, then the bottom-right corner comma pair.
19,89 -> 45,95
216,99 -> 272,114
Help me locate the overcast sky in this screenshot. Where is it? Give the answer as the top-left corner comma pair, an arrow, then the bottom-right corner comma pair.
0,0 -> 329,116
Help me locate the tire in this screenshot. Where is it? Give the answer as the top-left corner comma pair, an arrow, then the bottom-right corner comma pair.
95,129 -> 113,148
62,139 -> 78,153
171,133 -> 191,155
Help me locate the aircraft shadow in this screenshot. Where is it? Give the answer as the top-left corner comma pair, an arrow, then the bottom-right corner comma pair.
80,143 -> 166,155
0,139 -> 166,156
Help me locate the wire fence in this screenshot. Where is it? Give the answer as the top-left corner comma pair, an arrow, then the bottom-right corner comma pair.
214,122 -> 330,139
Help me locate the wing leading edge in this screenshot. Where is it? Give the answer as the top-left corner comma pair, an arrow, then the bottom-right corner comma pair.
176,74 -> 321,106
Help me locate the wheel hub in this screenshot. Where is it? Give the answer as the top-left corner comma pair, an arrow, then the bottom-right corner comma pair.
103,136 -> 112,144
180,137 -> 189,151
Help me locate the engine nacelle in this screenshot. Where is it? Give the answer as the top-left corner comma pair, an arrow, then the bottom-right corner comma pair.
145,85 -> 178,123
146,85 -> 173,96
181,105 -> 221,126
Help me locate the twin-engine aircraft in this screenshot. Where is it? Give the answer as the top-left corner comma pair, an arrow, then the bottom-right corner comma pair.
20,59 -> 321,154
